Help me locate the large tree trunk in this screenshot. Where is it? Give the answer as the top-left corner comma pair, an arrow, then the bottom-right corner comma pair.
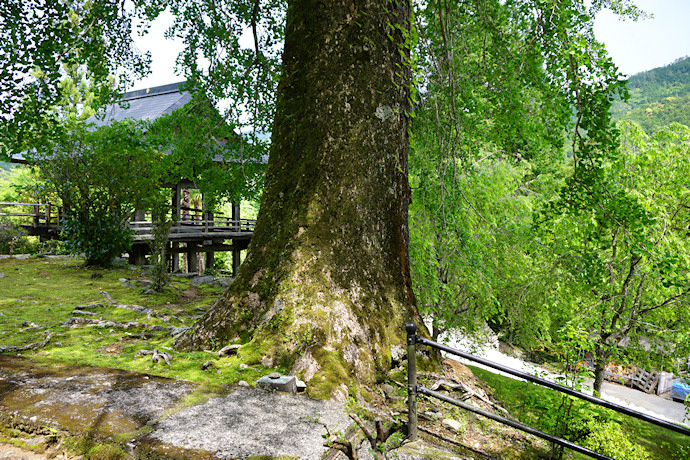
175,0 -> 426,397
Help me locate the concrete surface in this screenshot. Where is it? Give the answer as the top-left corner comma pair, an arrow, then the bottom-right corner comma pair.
600,380 -> 689,427
0,355 -> 353,459
144,386 -> 352,459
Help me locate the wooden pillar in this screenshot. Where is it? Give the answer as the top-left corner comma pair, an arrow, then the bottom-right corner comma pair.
188,244 -> 198,274
231,201 -> 241,276
181,188 -> 191,272
231,202 -> 241,230
233,248 -> 241,277
171,185 -> 181,272
129,244 -> 147,267
203,195 -> 214,272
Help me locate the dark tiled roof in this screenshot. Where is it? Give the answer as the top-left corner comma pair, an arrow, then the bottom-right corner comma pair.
88,81 -> 190,127
10,82 -> 191,164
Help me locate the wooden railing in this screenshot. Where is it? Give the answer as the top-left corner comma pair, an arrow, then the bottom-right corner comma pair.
129,217 -> 256,241
0,202 -> 255,242
0,201 -> 62,231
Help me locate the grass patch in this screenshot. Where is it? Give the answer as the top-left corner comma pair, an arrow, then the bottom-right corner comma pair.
0,257 -> 275,386
468,365 -> 690,459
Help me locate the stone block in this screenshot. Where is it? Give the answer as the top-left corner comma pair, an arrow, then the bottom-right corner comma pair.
256,374 -> 297,395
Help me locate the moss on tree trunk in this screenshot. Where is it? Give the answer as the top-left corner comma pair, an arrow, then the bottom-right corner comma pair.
175,0 -> 427,397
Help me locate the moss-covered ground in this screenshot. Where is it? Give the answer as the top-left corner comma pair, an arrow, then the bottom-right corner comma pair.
0,256 -> 279,387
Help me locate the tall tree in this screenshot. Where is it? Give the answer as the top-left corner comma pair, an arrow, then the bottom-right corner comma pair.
0,0 -> 647,396
542,122 -> 690,394
173,0 -> 423,396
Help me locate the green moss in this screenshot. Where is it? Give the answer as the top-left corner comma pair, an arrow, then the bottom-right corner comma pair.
307,348 -> 351,400
63,435 -> 127,460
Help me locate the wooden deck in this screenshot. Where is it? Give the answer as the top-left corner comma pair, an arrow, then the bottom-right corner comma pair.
0,201 -> 62,239
0,202 -> 255,272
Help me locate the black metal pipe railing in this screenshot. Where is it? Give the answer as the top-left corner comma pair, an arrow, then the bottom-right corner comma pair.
418,386 -> 612,460
405,322 -> 690,459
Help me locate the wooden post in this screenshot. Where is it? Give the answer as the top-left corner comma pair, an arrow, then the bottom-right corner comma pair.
232,247 -> 241,277
188,244 -> 199,274
171,186 -> 180,272
232,201 -> 241,231
231,201 -> 241,276
206,252 -> 215,272
406,322 -> 418,440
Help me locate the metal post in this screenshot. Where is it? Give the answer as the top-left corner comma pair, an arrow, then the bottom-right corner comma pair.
406,322 -> 418,440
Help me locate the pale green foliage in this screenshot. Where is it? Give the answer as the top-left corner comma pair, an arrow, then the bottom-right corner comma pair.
0,0 -> 150,157
409,0 -> 625,343
543,122 -> 690,389
580,418 -> 652,460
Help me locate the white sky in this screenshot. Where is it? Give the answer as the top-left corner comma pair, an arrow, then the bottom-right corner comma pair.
130,1 -> 690,91
593,0 -> 690,76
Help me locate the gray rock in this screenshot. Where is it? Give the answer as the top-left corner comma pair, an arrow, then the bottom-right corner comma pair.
396,439 -> 472,459
296,380 -> 307,393
112,257 -> 129,267
72,310 -> 97,316
119,278 -> 136,288
256,374 -> 297,395
215,276 -> 235,287
442,418 -> 463,432
217,344 -> 242,357
190,275 -> 215,286
237,380 -> 250,387
172,272 -> 198,278
390,345 -> 406,366
170,326 -> 190,337
382,383 -> 402,401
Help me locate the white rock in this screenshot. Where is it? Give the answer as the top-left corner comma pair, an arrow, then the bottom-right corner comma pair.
442,418 -> 463,432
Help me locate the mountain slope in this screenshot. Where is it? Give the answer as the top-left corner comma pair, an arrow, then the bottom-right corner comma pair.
612,56 -> 690,132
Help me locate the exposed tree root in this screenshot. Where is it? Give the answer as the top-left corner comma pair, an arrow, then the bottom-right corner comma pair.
0,333 -> 53,353
134,348 -> 171,365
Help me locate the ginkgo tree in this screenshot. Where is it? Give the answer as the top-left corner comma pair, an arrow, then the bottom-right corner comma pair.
542,122 -> 690,394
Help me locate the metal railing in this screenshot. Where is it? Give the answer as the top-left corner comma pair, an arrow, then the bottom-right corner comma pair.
405,322 -> 690,459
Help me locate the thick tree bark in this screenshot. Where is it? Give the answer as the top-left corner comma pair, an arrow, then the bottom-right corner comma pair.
175,0 -> 425,396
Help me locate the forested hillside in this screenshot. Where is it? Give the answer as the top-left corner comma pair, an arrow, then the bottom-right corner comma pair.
612,56 -> 690,131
